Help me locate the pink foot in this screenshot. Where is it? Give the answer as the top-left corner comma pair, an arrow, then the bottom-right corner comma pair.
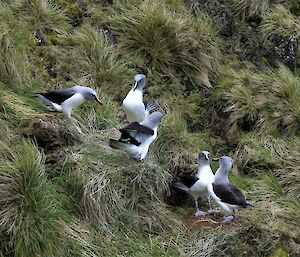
195,210 -> 206,217
208,209 -> 219,214
223,215 -> 235,223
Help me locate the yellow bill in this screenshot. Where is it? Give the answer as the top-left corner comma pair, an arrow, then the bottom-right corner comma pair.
96,96 -> 103,105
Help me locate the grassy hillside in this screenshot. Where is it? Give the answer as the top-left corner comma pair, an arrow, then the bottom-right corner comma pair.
0,0 -> 299,256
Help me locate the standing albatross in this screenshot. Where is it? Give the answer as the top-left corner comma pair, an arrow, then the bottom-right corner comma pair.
109,111 -> 163,160
37,85 -> 102,133
122,74 -> 156,123
208,156 -> 253,222
172,151 -> 215,217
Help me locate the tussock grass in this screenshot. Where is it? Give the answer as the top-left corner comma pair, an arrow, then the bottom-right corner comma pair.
153,111 -> 210,173
61,220 -> 101,257
14,0 -> 70,35
235,134 -> 300,202
0,3 -> 27,84
234,134 -> 282,175
261,65 -> 300,135
222,0 -> 271,20
70,25 -> 131,98
213,64 -> 262,138
259,4 -> 300,42
250,175 -> 300,240
62,137 -> 183,233
214,64 -> 300,137
0,139 -> 68,257
110,1 -> 222,87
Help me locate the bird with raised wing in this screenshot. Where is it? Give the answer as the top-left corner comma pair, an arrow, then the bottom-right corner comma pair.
172,151 -> 215,217
109,111 -> 163,160
208,156 -> 253,222
122,74 -> 156,123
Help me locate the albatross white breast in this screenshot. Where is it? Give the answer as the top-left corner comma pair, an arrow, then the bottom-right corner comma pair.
122,74 -> 156,123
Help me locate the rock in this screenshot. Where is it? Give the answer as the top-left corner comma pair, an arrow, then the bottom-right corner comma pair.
263,35 -> 298,69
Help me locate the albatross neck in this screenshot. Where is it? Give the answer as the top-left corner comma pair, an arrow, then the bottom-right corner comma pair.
214,168 -> 229,184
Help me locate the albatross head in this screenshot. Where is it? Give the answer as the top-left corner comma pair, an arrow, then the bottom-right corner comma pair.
74,86 -> 102,105
214,156 -> 233,184
219,156 -> 233,172
133,74 -> 146,91
198,151 -> 210,165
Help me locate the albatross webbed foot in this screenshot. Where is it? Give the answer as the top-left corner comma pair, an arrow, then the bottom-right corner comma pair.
195,210 -> 206,217
223,215 -> 235,223
208,209 -> 219,214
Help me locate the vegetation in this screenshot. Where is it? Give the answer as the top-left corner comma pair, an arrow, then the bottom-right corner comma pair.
222,0 -> 272,21
259,4 -> 300,42
0,0 -> 299,256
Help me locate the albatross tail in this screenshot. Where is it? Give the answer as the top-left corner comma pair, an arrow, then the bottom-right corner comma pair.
171,182 -> 189,192
37,94 -> 62,111
109,139 -> 141,159
243,203 -> 254,209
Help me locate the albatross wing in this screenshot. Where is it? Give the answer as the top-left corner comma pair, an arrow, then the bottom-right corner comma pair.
37,89 -> 76,105
119,122 -> 154,135
213,183 -> 250,208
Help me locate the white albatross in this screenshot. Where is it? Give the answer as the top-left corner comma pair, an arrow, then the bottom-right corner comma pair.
122,74 -> 155,123
172,151 -> 215,217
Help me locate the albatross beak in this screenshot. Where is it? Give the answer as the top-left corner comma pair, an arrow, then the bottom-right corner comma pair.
95,96 -> 102,105
212,157 -> 219,161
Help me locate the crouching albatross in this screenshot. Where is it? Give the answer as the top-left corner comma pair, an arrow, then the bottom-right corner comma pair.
109,111 -> 163,160
37,85 -> 102,133
208,156 -> 253,222
122,74 -> 156,123
172,151 -> 215,217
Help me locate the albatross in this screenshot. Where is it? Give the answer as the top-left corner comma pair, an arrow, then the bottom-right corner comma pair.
208,156 -> 253,222
37,85 -> 102,133
172,151 -> 215,217
109,111 -> 163,160
122,74 -> 156,123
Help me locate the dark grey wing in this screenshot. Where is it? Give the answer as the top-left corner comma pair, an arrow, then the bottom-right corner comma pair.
119,122 -> 154,145
213,183 -> 245,207
37,88 -> 75,105
227,184 -> 250,208
119,122 -> 154,135
180,174 -> 199,188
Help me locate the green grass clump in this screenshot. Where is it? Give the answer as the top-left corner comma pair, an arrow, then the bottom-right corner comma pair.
14,0 -> 70,35
110,1 -> 222,87
61,135 -> 182,233
259,4 -> 300,42
235,134 -> 300,201
234,134 -> 282,175
212,63 -> 263,139
222,0 -> 271,20
0,3 -> 28,84
214,63 -> 300,138
70,25 -> 131,99
260,65 -> 300,135
153,111 -> 210,173
0,139 -> 68,257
